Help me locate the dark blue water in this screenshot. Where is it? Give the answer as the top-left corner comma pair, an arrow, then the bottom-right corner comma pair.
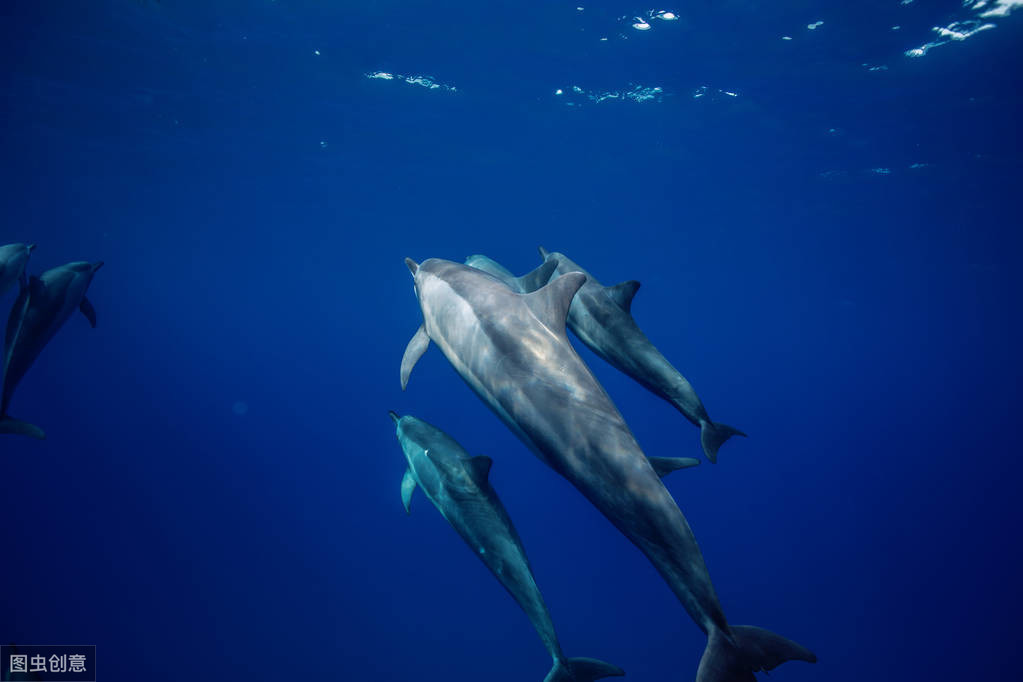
2,1 -> 1020,680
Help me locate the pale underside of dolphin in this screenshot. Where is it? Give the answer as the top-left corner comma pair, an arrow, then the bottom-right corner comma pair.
470,248 -> 745,463
389,411 -> 624,682
400,257 -> 814,681
1,261 -> 103,440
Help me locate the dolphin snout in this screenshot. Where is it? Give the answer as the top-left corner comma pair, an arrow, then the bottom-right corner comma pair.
405,258 -> 418,275
92,261 -> 105,272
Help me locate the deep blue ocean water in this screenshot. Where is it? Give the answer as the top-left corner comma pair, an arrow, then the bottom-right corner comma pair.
2,1 -> 1020,680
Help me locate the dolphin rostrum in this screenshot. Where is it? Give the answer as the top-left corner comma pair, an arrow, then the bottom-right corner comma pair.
1,261 -> 104,439
529,247 -> 745,463
0,243 -> 35,298
389,411 -> 624,682
401,258 -> 815,682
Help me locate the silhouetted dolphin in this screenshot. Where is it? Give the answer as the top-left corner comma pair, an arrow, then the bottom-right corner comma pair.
389,411 -> 624,682
0,243 -> 34,298
401,258 -> 815,682
1,261 -> 104,439
554,248 -> 745,463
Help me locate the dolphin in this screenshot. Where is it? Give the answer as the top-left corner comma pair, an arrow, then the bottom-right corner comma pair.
400,258 -> 815,682
1,261 -> 104,439
467,249 -> 743,462
389,411 -> 624,682
537,247 -> 745,463
0,243 -> 35,298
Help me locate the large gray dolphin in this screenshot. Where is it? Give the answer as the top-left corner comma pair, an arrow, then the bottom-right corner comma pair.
486,247 -> 744,463
389,411 -> 624,682
400,258 -> 815,682
0,243 -> 35,298
1,261 -> 104,439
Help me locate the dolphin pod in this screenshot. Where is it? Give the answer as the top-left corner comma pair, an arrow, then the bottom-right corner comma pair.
400,257 -> 815,682
1,259 -> 104,439
467,249 -> 745,463
389,411 -> 624,682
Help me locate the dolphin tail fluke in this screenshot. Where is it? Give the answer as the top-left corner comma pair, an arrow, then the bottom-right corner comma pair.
697,625 -> 816,682
0,416 -> 46,440
699,420 -> 746,463
544,657 -> 624,682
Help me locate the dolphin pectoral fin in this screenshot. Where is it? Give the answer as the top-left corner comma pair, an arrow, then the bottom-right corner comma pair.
699,420 -> 747,463
696,625 -> 816,682
606,280 -> 640,313
648,456 -> 700,477
79,297 -> 98,328
400,324 -> 430,390
523,271 -> 586,334
516,259 -> 558,293
466,455 -> 493,484
545,657 -> 624,682
0,416 -> 46,440
401,468 -> 417,514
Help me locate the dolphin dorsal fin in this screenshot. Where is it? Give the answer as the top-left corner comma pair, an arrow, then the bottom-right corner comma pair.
523,271 -> 585,334
516,259 -> 558,293
466,455 -> 493,484
606,280 -> 640,313
401,468 -> 417,514
400,324 -> 430,390
648,456 -> 700,478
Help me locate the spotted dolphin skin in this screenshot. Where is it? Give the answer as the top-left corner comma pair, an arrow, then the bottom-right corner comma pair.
0,243 -> 35,298
401,257 -> 815,682
537,247 -> 745,463
1,261 -> 104,439
389,411 -> 624,682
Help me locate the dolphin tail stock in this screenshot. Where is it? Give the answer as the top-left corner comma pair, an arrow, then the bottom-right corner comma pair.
544,657 -> 624,682
696,625 -> 816,682
0,415 -> 46,440
699,420 -> 746,463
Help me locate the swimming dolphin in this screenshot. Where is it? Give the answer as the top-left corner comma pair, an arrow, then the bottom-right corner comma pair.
0,243 -> 34,298
532,248 -> 745,463
1,261 -> 104,439
400,258 -> 815,682
389,411 -> 624,682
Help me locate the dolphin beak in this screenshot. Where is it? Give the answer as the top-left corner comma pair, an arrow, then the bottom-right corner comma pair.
388,410 -> 400,424
92,261 -> 105,272
538,246 -> 550,259
405,258 -> 419,275
26,244 -> 36,253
